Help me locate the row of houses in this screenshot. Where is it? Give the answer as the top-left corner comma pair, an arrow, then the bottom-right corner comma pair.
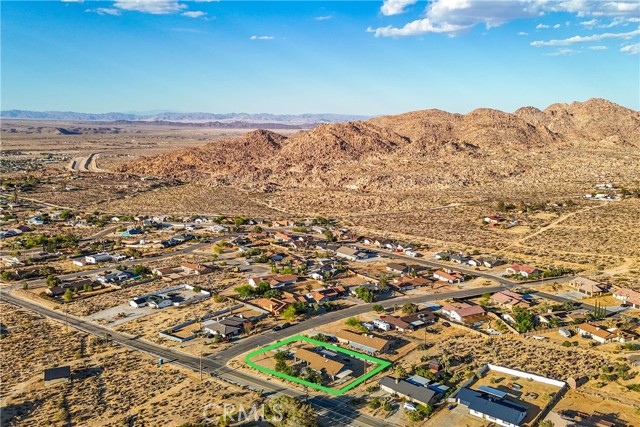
434,252 -> 502,268
251,286 -> 348,315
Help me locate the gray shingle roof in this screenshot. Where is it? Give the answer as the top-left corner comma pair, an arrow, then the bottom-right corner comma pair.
457,388 -> 527,425
380,376 -> 437,405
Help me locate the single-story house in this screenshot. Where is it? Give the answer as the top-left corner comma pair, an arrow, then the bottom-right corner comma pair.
335,246 -> 374,262
578,323 -> 635,344
252,298 -> 288,315
334,330 -> 390,354
505,264 -> 541,278
457,387 -> 527,427
85,253 -> 112,264
386,262 -> 408,274
380,376 -> 439,406
441,303 -> 486,324
392,276 -> 433,291
380,315 -> 413,332
491,290 -> 531,309
577,323 -> 615,344
450,253 -> 469,264
273,232 -> 292,242
433,270 -> 464,284
28,216 -> 45,225
400,309 -> 437,327
612,288 -> 640,308
293,348 -> 346,381
153,267 -> 178,277
97,270 -> 132,284
308,264 -> 339,281
477,257 -> 502,268
45,278 -> 94,297
395,241 -> 415,252
571,277 -> 606,296
202,320 -> 241,338
180,262 -> 211,275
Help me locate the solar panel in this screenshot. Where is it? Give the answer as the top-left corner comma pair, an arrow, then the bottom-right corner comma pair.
478,385 -> 507,398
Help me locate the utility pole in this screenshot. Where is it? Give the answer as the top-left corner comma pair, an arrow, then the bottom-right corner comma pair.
200,350 -> 203,381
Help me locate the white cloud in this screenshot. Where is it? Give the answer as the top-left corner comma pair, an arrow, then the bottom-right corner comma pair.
518,31 -> 529,36
370,0 -> 640,37
368,21 -> 471,37
588,45 -> 608,49
61,0 -> 84,3
96,8 -> 121,15
536,23 -> 550,29
250,35 -> 274,40
182,11 -> 206,18
113,0 -> 186,15
580,18 -> 599,28
381,0 -> 419,16
531,29 -> 640,46
544,48 -> 577,56
315,15 -> 333,21
620,42 -> 640,54
553,23 -> 561,28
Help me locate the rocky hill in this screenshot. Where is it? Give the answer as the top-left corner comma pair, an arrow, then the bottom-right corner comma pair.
118,99 -> 640,192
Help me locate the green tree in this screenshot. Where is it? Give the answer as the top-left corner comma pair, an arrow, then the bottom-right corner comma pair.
355,286 -> 375,303
401,303 -> 419,315
63,288 -> 74,302
256,281 -> 271,295
60,210 -> 73,220
235,284 -> 255,299
264,289 -> 282,299
345,317 -> 361,328
372,304 -> 385,313
267,395 -> 318,427
46,275 -> 61,288
514,308 -> 536,333
282,305 -> 297,321
394,365 -> 406,383
133,265 -> 151,276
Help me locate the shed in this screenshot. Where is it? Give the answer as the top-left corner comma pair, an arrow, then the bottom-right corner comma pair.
44,366 -> 71,386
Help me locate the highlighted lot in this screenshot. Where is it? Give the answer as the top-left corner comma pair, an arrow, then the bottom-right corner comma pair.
245,334 -> 391,396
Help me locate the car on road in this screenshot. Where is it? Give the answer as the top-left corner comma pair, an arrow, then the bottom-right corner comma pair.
272,322 -> 292,332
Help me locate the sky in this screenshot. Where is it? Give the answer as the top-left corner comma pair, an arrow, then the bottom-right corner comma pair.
1,0 -> 639,115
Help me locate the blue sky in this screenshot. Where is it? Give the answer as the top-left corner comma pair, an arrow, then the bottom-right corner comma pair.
1,0 -> 639,115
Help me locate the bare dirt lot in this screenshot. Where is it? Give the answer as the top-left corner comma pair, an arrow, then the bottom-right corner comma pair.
0,301 -> 260,427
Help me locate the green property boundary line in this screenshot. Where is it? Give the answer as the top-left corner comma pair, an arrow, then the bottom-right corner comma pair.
245,334 -> 392,396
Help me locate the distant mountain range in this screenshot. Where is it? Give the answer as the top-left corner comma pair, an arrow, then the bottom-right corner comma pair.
118,98 -> 640,193
0,110 -> 370,125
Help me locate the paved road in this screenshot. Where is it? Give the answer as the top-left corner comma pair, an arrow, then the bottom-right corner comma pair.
68,152 -> 104,172
0,291 -> 393,427
534,291 -> 613,317
213,285 -> 505,361
354,244 -> 511,285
